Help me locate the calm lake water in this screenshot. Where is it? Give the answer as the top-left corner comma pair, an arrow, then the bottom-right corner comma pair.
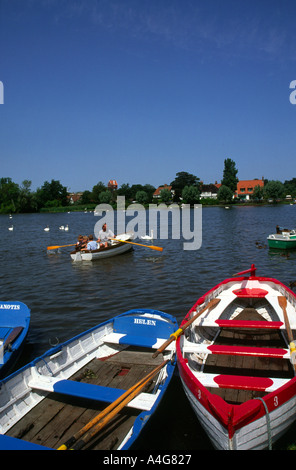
1,204 -> 296,450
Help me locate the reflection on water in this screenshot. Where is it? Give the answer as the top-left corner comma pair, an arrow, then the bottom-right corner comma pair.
1,204 -> 296,449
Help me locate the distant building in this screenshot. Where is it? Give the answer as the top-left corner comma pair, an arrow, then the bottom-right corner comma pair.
67,192 -> 83,204
108,180 -> 118,191
200,183 -> 220,199
153,184 -> 174,198
235,177 -> 264,200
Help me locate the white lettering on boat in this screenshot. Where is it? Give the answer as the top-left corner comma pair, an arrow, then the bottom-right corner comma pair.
0,304 -> 20,310
134,318 -> 156,326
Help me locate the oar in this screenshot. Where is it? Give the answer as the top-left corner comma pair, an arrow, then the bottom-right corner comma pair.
152,298 -> 221,359
111,238 -> 163,252
278,296 -> 296,369
57,359 -> 169,450
47,244 -> 76,250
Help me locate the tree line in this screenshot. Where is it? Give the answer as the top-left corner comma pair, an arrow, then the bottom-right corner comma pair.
1,160 -> 296,214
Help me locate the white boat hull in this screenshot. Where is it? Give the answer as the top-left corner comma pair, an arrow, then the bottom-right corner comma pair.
179,375 -> 296,450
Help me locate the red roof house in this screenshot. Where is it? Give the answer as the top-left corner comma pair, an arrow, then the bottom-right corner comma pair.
108,180 -> 118,190
235,178 -> 264,199
153,184 -> 173,198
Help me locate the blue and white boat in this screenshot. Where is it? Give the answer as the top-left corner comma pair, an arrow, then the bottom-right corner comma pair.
0,301 -> 30,379
0,308 -> 177,450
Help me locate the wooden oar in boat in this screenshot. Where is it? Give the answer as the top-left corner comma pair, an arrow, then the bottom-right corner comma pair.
3,327 -> 23,352
278,296 -> 296,370
57,359 -> 169,450
152,298 -> 221,359
47,244 -> 76,250
111,238 -> 163,252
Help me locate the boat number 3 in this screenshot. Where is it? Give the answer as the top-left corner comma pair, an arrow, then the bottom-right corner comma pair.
274,396 -> 279,407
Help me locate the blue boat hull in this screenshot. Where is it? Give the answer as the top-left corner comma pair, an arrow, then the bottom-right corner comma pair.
0,301 -> 30,379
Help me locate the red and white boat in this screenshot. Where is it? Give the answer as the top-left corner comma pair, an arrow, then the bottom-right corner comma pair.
176,265 -> 296,450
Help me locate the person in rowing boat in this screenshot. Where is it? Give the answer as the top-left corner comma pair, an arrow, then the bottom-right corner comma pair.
97,223 -> 115,248
76,235 -> 87,251
83,234 -> 97,251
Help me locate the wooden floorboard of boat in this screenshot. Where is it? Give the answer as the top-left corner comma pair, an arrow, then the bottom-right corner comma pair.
7,347 -> 164,450
203,308 -> 294,404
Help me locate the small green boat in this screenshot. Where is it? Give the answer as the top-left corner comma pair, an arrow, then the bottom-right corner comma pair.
267,230 -> 296,249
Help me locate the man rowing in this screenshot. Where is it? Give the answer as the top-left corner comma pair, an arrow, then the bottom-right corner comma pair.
97,223 -> 115,248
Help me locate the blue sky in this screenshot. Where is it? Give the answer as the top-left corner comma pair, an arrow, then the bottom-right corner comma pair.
1,0 -> 296,192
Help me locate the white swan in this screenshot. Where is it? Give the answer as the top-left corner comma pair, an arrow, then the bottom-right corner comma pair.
44,226 -> 50,231
141,230 -> 154,240
59,225 -> 65,230
64,225 -> 69,231
8,225 -> 13,231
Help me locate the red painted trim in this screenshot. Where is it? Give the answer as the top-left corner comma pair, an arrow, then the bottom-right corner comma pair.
214,374 -> 274,391
208,344 -> 287,358
232,287 -> 268,298
215,319 -> 283,329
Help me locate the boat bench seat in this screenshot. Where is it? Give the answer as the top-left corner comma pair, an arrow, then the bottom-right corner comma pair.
183,339 -> 290,359
103,332 -> 174,350
192,319 -> 284,329
193,372 -> 290,392
232,288 -> 268,298
103,314 -> 175,350
28,375 -> 158,411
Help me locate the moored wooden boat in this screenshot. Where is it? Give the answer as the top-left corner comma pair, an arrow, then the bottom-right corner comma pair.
267,230 -> 296,249
0,301 -> 30,379
0,308 -> 177,450
176,264 -> 296,450
70,233 -> 133,261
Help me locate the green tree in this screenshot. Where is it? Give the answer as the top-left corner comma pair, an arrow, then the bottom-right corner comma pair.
135,190 -> 148,204
80,190 -> 93,205
221,158 -> 239,193
159,188 -> 172,204
142,184 -> 156,202
252,185 -> 264,201
92,182 -> 106,203
182,185 -> 200,205
0,177 -> 20,213
18,180 -> 35,212
99,190 -> 112,204
117,183 -> 133,200
283,178 -> 296,198
36,179 -> 68,208
171,172 -> 200,201
217,185 -> 233,203
264,180 -> 284,202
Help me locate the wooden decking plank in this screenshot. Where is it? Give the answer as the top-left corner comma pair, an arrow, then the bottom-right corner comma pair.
7,347 -> 161,450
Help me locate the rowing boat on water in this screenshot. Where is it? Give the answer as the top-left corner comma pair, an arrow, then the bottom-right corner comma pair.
267,230 -> 296,250
176,264 -> 296,450
0,301 -> 30,379
0,308 -> 177,450
70,233 -> 133,261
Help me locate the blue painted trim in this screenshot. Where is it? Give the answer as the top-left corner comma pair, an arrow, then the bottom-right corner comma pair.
0,434 -> 52,450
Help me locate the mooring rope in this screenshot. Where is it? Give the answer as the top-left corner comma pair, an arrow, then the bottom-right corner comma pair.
255,397 -> 272,450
